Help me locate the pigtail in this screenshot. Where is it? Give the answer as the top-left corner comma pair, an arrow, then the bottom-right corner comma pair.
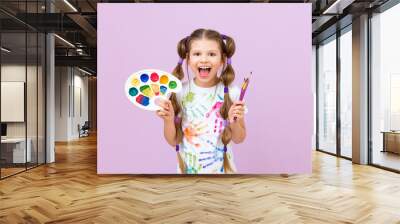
171,37 -> 188,173
219,35 -> 236,173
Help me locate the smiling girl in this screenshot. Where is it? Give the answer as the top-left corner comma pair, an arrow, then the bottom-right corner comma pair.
156,29 -> 247,174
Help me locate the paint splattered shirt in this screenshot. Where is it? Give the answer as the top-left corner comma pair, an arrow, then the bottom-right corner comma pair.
176,79 -> 243,174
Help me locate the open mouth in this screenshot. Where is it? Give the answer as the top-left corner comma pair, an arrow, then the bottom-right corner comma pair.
198,66 -> 211,77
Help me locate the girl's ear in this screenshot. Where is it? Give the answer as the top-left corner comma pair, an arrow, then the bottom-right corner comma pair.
220,59 -> 225,68
221,55 -> 227,66
185,53 -> 190,62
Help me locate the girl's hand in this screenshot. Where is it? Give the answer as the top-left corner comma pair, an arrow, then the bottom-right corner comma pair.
155,99 -> 175,122
228,100 -> 245,123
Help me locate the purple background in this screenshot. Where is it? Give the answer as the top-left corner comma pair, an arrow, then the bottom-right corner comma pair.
98,3 -> 312,174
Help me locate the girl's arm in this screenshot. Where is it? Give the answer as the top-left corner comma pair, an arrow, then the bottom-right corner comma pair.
230,118 -> 246,144
228,101 -> 246,144
163,119 -> 177,146
156,100 -> 177,147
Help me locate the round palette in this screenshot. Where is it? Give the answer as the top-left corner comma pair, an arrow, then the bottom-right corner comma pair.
125,69 -> 182,111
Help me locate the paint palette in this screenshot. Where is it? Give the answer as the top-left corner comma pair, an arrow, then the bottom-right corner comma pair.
125,69 -> 182,111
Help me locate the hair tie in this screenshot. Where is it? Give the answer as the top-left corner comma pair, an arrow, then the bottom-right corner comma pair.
227,58 -> 232,65
224,86 -> 229,93
174,116 -> 181,124
176,145 -> 180,152
223,119 -> 230,127
223,145 -> 227,153
177,58 -> 183,65
221,34 -> 227,40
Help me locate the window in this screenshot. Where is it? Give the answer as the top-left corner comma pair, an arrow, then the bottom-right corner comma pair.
371,3 -> 400,171
318,36 -> 337,154
340,27 -> 352,158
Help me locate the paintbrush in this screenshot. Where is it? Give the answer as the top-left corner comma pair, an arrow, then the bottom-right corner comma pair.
234,71 -> 252,121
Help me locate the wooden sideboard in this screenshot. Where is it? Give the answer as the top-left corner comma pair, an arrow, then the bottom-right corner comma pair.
382,131 -> 400,154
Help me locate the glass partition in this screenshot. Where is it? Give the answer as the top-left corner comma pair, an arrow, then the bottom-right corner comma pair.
1,30 -> 28,177
0,1 -> 46,179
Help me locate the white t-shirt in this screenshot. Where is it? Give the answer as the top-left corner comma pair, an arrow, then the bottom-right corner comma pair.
176,78 -> 243,174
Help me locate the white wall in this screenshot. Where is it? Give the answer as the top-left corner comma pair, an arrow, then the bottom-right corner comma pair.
1,65 -> 41,137
72,73 -> 89,138
1,65 -> 26,131
55,66 -> 69,141
55,67 -> 89,141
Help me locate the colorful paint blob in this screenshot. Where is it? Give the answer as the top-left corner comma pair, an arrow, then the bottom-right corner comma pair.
150,72 -> 159,82
160,75 -> 169,84
140,74 -> 149,82
169,81 -> 177,89
136,94 -> 150,106
151,84 -> 160,96
131,78 -> 140,87
129,87 -> 138,96
160,86 -> 168,95
140,85 -> 154,97
125,69 -> 182,111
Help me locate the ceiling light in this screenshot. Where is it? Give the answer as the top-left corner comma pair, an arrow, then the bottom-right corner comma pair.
54,34 -> 75,48
78,67 -> 93,76
63,0 -> 78,12
1,47 -> 11,53
322,0 -> 355,15
323,0 -> 341,14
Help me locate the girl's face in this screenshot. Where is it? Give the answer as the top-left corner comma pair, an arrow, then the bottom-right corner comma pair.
188,38 -> 224,87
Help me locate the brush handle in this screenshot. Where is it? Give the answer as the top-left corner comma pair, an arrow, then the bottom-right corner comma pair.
234,78 -> 250,121
239,85 -> 247,101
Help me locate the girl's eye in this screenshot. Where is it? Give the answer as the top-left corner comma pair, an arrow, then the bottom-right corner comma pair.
209,53 -> 216,56
193,52 -> 200,56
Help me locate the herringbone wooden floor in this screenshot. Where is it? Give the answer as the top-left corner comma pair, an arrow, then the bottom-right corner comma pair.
1,134 -> 400,224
